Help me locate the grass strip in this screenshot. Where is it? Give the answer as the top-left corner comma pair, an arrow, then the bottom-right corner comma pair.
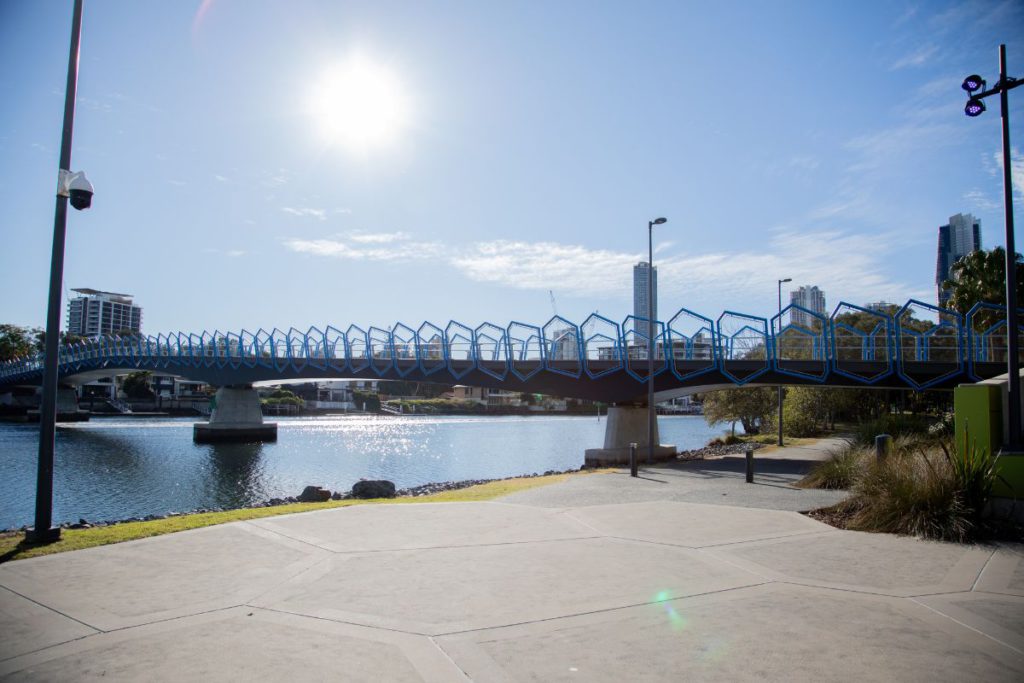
0,471 -> 593,563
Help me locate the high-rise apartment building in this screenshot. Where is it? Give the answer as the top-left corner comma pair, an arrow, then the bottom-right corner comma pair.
66,288 -> 143,337
789,285 -> 826,327
633,262 -> 658,340
936,213 -> 981,307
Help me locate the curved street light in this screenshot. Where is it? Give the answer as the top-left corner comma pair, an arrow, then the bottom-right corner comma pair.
961,44 -> 1023,449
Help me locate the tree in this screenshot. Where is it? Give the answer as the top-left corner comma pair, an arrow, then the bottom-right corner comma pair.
0,324 -> 42,362
942,247 -> 1024,326
121,371 -> 155,399
701,387 -> 775,434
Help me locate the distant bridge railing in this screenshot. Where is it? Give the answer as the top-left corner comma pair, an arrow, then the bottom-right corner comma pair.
0,299 -> 1018,392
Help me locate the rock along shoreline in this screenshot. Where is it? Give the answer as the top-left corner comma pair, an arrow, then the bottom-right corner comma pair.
5,444 -> 762,534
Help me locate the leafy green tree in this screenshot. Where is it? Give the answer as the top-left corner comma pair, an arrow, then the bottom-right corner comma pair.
701,387 -> 775,435
942,247 -> 1024,327
122,371 -> 155,399
0,324 -> 42,361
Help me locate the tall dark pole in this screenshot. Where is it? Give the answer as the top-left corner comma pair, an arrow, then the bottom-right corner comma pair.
999,44 -> 1021,449
646,217 -> 666,464
776,278 -> 790,447
647,220 -> 655,465
28,0 -> 84,544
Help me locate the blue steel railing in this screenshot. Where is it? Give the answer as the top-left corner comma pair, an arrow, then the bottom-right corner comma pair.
0,299 -> 1016,391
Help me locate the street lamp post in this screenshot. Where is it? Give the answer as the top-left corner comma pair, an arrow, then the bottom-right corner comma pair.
776,277 -> 792,447
28,0 -> 86,544
647,217 -> 667,465
962,44 -> 1023,449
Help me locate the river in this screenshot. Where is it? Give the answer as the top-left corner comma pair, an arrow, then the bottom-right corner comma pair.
0,414 -> 728,529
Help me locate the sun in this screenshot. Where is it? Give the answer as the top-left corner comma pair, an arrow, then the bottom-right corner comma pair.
307,56 -> 411,153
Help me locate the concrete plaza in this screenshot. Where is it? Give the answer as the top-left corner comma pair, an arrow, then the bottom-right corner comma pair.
1,442 -> 1022,681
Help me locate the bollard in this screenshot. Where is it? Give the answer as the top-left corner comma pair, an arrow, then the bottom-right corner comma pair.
745,448 -> 754,483
629,442 -> 638,478
875,434 -> 892,464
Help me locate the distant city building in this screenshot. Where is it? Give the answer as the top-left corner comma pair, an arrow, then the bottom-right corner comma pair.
789,285 -> 826,327
867,301 -> 898,315
66,288 -> 142,337
633,261 -> 658,341
936,213 -> 981,307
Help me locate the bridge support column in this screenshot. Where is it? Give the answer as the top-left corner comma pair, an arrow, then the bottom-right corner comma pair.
585,405 -> 676,467
193,386 -> 277,443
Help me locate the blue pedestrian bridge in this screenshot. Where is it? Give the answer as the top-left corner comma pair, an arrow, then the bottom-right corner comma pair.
0,299 -> 1017,404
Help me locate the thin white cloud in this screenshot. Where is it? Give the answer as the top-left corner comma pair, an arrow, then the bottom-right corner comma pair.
992,147 -> 1024,199
964,189 -> 1000,212
348,231 -> 411,244
889,44 -> 938,70
334,208 -> 353,215
214,174 -> 229,182
284,237 -> 442,262
226,250 -> 246,257
282,207 -> 327,220
168,179 -> 186,186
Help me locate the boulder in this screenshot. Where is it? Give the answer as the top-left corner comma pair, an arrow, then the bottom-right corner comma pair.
298,485 -> 332,502
351,480 -> 397,499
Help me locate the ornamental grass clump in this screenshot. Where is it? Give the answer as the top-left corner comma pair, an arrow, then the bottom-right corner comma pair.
843,448 -> 971,542
799,442 -> 866,490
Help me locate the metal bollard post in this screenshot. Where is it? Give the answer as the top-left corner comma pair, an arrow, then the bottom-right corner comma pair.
875,434 -> 892,464
630,442 -> 638,478
745,448 -> 754,483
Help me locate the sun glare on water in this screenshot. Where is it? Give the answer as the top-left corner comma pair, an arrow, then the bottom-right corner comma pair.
308,56 -> 411,153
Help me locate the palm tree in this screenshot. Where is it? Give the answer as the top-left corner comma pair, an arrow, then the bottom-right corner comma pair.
943,247 -> 1023,313
943,248 -> 1024,346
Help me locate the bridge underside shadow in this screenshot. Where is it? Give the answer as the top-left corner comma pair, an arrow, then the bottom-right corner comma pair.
20,358 -> 1006,404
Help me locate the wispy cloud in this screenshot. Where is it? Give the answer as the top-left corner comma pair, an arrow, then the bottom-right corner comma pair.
992,147 -> 1024,199
282,207 -> 327,220
168,179 -> 186,186
348,231 -> 411,244
214,174 -> 229,182
964,189 -> 1000,212
284,236 -> 442,261
889,44 -> 938,70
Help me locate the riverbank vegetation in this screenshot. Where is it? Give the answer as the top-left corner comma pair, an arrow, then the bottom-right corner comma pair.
800,417 -> 1017,542
0,471 -> 593,564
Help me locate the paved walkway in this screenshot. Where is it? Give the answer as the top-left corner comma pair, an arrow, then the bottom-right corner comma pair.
2,440 -> 1022,681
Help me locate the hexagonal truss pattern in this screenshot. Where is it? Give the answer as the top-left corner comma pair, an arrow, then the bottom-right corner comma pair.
717,311 -> 769,385
417,322 -> 446,376
446,321 -> 476,380
621,315 -> 668,382
0,300 -> 994,391
772,304 -> 828,382
475,322 -> 509,380
543,316 -> 582,378
508,321 -> 543,381
667,307 -> 716,382
895,300 -> 963,391
965,303 -> 1024,380
391,323 -> 418,378
829,303 -> 893,384
582,313 -> 622,379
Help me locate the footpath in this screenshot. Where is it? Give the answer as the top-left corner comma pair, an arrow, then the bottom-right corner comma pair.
1,439 -> 1022,681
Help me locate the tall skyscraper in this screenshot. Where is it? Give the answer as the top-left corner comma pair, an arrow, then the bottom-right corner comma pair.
789,285 -> 826,327
936,213 -> 981,307
66,288 -> 143,337
633,261 -> 658,340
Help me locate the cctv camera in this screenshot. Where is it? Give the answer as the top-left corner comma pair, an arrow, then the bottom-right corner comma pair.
67,172 -> 94,210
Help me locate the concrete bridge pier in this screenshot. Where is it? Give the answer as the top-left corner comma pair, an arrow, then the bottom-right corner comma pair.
585,405 -> 676,467
193,385 -> 277,443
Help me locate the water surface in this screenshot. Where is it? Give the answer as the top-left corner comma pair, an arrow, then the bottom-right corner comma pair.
0,414 -> 726,529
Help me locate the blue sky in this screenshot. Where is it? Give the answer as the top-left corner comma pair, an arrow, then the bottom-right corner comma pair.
1,0 -> 1022,335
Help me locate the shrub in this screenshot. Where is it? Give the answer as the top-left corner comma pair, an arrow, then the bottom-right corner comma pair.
799,442 -> 864,489
851,414 -> 931,447
843,448 -> 970,541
